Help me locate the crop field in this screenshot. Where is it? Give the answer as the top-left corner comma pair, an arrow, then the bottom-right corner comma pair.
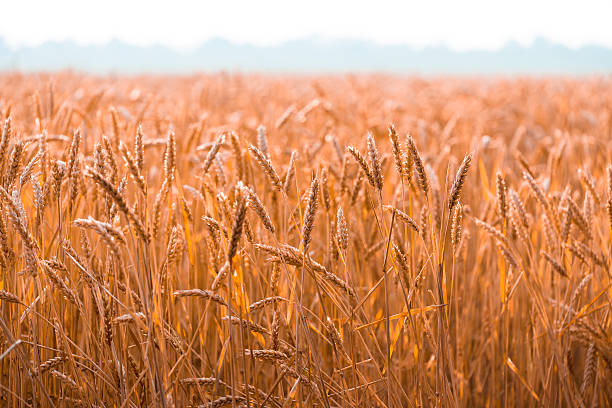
0,73 -> 610,407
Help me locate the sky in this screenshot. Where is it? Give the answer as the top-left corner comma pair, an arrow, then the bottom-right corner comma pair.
2,0 -> 612,51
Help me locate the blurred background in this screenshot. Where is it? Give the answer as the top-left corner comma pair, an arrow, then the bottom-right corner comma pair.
1,0 -> 612,74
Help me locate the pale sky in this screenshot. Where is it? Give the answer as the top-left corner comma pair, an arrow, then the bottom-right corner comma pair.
2,0 -> 612,51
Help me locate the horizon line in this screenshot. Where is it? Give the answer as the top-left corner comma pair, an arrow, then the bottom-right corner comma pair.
2,35 -> 612,53
3,35 -> 612,75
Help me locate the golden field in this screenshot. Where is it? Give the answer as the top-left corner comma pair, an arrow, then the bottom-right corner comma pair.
0,73 -> 610,407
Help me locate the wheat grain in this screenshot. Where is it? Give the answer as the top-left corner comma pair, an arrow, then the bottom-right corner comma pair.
448,153 -> 472,211
301,176 -> 319,253
406,135 -> 428,196
249,144 -> 282,191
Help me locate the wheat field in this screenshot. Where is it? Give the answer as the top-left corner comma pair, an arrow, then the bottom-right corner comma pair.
0,73 -> 610,407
